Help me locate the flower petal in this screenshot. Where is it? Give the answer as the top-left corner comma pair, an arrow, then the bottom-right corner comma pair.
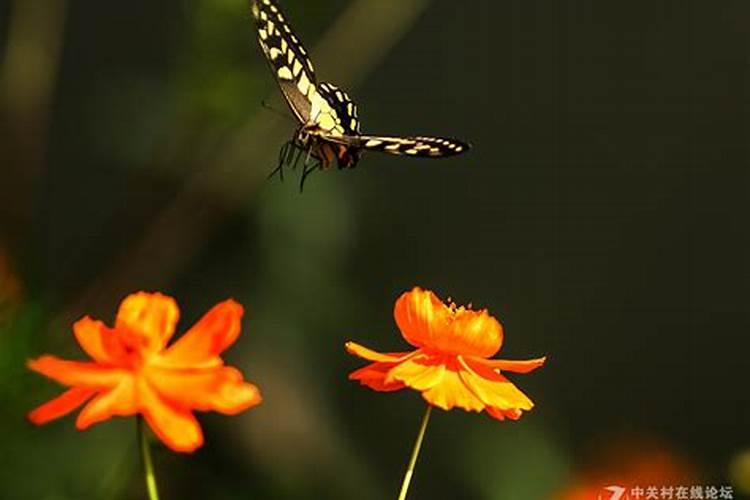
486,407 -> 523,421
394,287 -> 503,358
115,292 -> 179,353
76,376 -> 137,429
27,387 -> 96,425
394,287 -> 449,349
73,317 -> 125,364
345,341 -> 412,363
139,379 -> 204,453
146,366 -> 262,415
386,353 -> 446,391
349,362 -> 406,392
458,356 -> 534,412
446,307 -> 503,358
475,356 -> 547,374
421,364 -> 485,412
161,300 -> 243,367
27,356 -> 125,388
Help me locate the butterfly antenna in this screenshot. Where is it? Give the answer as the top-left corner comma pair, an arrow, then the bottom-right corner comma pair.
261,100 -> 295,123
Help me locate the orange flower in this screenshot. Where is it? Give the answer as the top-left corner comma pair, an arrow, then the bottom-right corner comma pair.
555,439 -> 698,500
28,292 -> 262,452
346,287 -> 545,420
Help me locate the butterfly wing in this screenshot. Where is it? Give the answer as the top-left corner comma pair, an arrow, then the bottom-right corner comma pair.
322,134 -> 470,158
251,0 -> 318,123
315,82 -> 361,136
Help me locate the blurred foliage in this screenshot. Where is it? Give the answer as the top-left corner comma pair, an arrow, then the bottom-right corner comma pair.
461,421 -> 570,499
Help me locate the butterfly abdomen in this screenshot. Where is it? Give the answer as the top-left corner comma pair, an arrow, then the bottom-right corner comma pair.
335,145 -> 361,169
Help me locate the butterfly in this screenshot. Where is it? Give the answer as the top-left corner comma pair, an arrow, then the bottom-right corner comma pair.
250,0 -> 470,190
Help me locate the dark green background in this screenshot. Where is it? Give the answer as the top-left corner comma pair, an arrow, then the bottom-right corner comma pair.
1,0 -> 748,498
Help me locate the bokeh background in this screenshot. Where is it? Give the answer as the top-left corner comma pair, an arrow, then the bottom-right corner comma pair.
1,0 -> 748,499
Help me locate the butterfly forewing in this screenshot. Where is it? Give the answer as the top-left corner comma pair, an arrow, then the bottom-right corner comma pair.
251,0 -> 317,123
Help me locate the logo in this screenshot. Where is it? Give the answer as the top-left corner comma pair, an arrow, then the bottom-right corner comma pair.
599,486 -> 626,500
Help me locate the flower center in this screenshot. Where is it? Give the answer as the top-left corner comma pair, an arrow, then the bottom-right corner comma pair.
118,327 -> 154,369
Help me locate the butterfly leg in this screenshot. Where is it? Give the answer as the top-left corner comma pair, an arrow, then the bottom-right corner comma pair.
289,142 -> 304,171
268,141 -> 294,182
299,161 -> 320,193
299,148 -> 320,193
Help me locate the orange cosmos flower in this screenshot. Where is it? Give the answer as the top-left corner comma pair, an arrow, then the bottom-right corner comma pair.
555,439 -> 698,500
28,292 -> 262,452
346,287 -> 546,420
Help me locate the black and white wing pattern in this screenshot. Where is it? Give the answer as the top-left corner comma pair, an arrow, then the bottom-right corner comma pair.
316,82 -> 361,136
250,0 -> 317,123
251,0 -> 470,185
251,0 -> 358,139
323,134 -> 470,158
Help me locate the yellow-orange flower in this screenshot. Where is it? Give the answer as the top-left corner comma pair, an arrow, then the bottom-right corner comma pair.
27,292 -> 262,452
346,287 -> 545,420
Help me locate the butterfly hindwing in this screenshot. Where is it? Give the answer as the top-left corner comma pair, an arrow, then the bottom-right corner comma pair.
326,135 -> 470,158
317,82 -> 361,136
251,0 -> 317,123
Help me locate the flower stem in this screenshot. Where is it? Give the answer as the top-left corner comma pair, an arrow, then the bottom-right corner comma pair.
137,416 -> 161,500
397,405 -> 433,500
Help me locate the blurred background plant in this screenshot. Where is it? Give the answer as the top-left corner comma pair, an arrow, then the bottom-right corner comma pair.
1,0 -> 748,499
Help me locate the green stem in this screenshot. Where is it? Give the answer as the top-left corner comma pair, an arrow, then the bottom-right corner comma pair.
397,405 -> 433,500
137,416 -> 161,500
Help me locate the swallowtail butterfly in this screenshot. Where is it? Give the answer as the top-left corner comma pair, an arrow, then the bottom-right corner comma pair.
251,0 -> 470,189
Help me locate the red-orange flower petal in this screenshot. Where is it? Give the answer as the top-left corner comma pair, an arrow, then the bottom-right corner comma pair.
76,376 -> 137,429
115,292 -> 179,353
28,387 -> 96,425
349,363 -> 406,392
443,306 -> 503,358
139,380 -> 204,453
73,317 -> 125,365
486,407 -> 522,421
393,288 -> 448,349
474,356 -> 547,374
160,299 -> 243,367
27,356 -> 125,388
394,287 -> 503,358
146,366 -> 261,415
346,342 -> 416,391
